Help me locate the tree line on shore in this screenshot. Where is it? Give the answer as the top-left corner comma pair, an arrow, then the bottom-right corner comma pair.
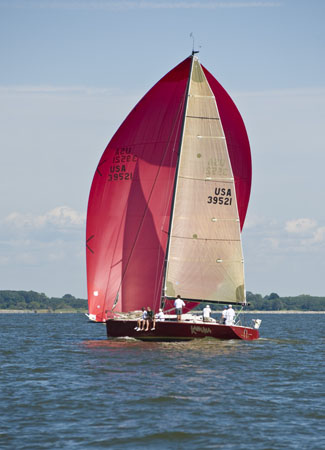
0,291 -> 87,311
245,292 -> 325,311
0,290 -> 324,311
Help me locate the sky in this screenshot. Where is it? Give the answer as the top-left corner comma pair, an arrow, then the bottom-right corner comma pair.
0,0 -> 324,299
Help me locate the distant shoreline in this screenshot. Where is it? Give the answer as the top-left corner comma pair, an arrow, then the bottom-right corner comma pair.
0,309 -> 324,314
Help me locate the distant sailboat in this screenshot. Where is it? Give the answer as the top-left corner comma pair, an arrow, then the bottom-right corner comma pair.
86,53 -> 260,341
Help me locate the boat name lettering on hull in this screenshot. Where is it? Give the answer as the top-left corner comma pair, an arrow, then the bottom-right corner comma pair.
190,325 -> 212,335
108,147 -> 138,182
207,187 -> 232,205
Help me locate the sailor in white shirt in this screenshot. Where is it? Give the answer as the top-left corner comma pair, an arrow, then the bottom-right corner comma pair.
155,308 -> 165,321
134,307 -> 148,331
202,305 -> 211,322
225,304 -> 235,326
174,295 -> 185,321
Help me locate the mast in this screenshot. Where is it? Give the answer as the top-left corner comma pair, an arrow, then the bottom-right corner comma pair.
161,54 -> 195,306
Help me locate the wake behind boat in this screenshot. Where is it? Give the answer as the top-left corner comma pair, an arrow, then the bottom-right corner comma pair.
86,52 -> 261,341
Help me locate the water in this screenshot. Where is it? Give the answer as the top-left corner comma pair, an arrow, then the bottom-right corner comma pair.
0,313 -> 324,449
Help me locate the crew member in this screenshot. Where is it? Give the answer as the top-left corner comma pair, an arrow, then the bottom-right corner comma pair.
134,307 -> 147,331
220,306 -> 227,324
203,304 -> 211,322
144,306 -> 156,331
225,304 -> 235,326
174,295 -> 185,322
155,308 -> 165,321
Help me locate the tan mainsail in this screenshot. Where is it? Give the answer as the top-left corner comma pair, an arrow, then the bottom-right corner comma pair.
165,58 -> 245,304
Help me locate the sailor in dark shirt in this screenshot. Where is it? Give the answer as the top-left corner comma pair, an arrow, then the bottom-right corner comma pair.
145,306 -> 156,331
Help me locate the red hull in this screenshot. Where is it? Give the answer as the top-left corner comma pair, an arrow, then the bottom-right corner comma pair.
106,319 -> 259,341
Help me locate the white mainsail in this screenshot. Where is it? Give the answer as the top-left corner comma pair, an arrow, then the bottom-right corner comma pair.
165,58 -> 245,304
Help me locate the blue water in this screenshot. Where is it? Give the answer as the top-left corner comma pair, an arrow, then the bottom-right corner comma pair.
0,313 -> 324,449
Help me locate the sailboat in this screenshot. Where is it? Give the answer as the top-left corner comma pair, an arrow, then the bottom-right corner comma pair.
86,52 -> 261,341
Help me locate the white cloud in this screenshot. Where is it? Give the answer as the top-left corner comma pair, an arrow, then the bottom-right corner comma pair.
243,214 -> 267,229
0,207 -> 85,271
302,226 -> 325,245
4,206 -> 85,230
243,216 -> 325,261
0,1 -> 282,11
285,218 -> 317,234
46,206 -> 85,227
243,217 -> 325,296
312,227 -> 325,243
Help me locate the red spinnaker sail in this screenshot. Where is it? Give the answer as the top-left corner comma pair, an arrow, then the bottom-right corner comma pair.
86,58 -> 191,321
86,57 -> 251,321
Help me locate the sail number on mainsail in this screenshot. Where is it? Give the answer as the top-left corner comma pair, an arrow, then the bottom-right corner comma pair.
207,187 -> 233,205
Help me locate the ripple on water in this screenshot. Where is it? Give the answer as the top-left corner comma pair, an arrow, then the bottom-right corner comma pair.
0,313 -> 324,449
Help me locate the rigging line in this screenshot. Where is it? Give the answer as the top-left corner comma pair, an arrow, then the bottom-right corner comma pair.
154,95 -> 190,309
154,95 -> 189,311
151,81 -> 190,309
234,305 -> 244,325
114,81 -> 190,308
149,97 -> 187,311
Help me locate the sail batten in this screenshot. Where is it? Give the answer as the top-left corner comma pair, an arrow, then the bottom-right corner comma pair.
178,176 -> 233,182
187,116 -> 220,120
194,136 -> 226,139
